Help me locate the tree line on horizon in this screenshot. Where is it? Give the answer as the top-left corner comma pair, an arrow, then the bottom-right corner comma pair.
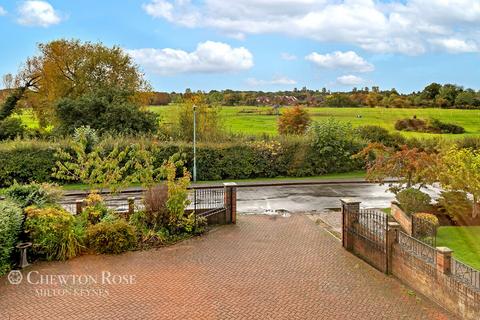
160,83 -> 480,109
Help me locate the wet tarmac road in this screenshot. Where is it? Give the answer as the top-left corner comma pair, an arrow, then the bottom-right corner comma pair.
236,183 -> 441,214
61,183 -> 442,214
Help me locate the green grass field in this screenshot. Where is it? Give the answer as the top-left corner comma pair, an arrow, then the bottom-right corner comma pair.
150,105 -> 480,139
437,226 -> 480,269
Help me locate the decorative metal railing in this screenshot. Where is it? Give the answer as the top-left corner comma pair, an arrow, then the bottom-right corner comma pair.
398,231 -> 437,266
452,258 -> 480,291
188,188 -> 225,211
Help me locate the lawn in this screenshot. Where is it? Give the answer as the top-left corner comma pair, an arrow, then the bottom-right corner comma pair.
437,226 -> 480,270
150,105 -> 480,139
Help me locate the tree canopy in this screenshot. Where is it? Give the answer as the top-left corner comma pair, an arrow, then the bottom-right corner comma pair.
18,39 -> 151,125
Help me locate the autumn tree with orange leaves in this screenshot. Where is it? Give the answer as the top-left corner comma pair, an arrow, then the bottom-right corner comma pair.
355,143 -> 439,194
278,105 -> 311,135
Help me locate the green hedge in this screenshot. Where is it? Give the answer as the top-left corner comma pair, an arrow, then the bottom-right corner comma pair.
0,201 -> 23,276
0,136 -> 365,187
0,140 -> 61,187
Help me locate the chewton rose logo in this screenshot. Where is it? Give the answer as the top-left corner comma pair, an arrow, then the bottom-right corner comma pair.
7,270 -> 23,285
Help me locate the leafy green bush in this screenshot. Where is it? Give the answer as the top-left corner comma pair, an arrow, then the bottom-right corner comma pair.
80,193 -> 110,225
4,182 -> 62,208
395,117 -> 465,134
427,119 -> 465,134
25,207 -> 84,261
413,212 -> 439,240
355,125 -> 405,147
396,188 -> 432,215
437,191 -> 473,223
0,140 -> 61,187
307,119 -> 365,175
0,201 -> 23,275
55,89 -> 159,135
0,118 -> 26,140
86,219 -> 137,254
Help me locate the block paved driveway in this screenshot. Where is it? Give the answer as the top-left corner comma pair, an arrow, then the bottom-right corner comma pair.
0,214 -> 455,320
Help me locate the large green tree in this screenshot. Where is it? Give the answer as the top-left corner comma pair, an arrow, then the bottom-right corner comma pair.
18,39 -> 151,125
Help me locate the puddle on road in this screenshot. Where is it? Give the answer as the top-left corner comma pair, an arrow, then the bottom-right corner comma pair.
241,208 -> 292,217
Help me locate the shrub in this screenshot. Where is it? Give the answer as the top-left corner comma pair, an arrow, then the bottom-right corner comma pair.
55,89 -> 159,135
80,192 -> 110,225
0,201 -> 23,275
394,118 -> 427,131
395,117 -> 465,134
437,191 -> 473,223
278,106 -> 311,135
142,184 -> 169,229
86,219 -> 137,254
4,182 -> 62,208
308,119 -> 365,175
0,118 -> 26,140
355,125 -> 405,148
0,140 -> 61,187
25,207 -> 84,261
396,188 -> 432,215
427,119 -> 465,134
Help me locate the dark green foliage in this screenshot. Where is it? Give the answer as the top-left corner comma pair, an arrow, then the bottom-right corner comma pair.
307,119 -> 365,175
0,201 -> 23,276
396,188 -> 432,215
324,94 -> 360,108
0,140 -> 60,187
427,119 -> 465,134
4,182 -> 62,208
355,125 -> 405,147
395,117 -> 465,134
55,89 -> 159,135
0,135 -> 367,186
0,87 -> 26,121
86,219 -> 137,254
0,118 -> 26,140
437,191 -> 473,223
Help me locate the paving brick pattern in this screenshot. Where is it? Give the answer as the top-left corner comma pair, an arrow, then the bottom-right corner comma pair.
0,214 -> 455,320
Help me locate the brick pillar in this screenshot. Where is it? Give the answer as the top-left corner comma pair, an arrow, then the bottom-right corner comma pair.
340,199 -> 360,251
224,182 -> 237,224
436,247 -> 453,275
75,199 -> 84,215
387,222 -> 400,274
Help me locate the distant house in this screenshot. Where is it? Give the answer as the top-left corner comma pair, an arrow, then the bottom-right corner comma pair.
256,95 -> 298,106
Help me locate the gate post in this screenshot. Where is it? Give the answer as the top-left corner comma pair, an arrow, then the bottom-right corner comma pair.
340,199 -> 360,251
224,182 -> 237,224
387,222 -> 400,274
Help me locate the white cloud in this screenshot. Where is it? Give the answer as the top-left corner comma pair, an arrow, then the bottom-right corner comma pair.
0,6 -> 7,16
429,38 -> 479,53
281,53 -> 297,61
127,41 -> 254,75
247,76 -> 297,86
306,51 -> 374,72
17,1 -> 61,27
142,0 -> 480,55
336,75 -> 364,86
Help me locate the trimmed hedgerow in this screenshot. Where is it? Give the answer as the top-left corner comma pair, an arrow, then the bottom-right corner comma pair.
0,140 -> 61,187
0,133 -> 366,187
0,201 -> 23,276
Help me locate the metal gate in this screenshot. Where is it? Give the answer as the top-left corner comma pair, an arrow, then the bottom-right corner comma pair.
343,208 -> 389,273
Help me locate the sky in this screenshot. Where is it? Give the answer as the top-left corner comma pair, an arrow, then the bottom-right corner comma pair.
0,0 -> 480,93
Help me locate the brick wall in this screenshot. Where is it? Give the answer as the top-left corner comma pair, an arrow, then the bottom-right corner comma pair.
391,243 -> 480,320
391,202 -> 413,235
